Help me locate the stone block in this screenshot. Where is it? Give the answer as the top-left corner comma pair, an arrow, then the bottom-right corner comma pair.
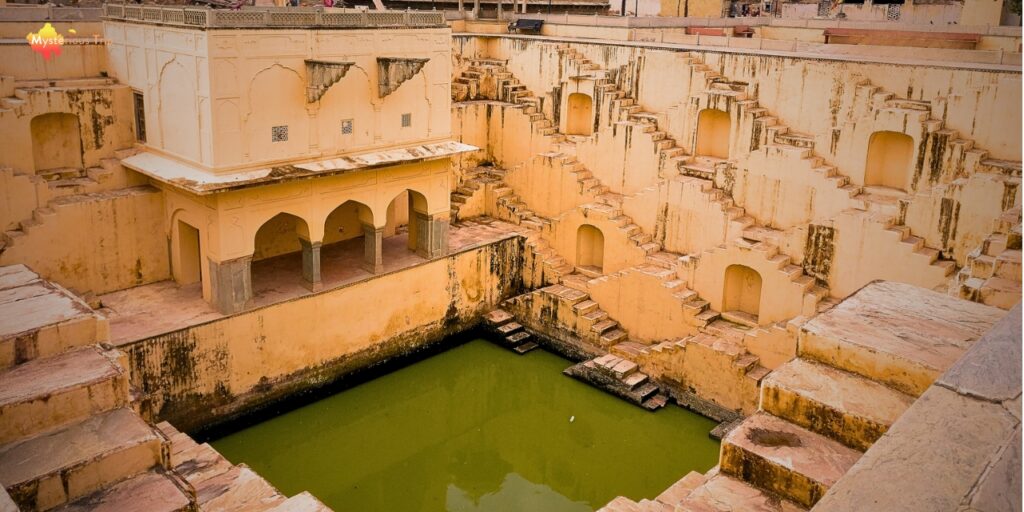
0,408 -> 163,510
0,346 -> 128,445
720,412 -> 861,508
761,358 -> 914,451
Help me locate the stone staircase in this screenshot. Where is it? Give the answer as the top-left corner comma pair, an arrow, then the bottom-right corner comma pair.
0,264 -> 329,512
156,422 -> 328,511
489,287 -> 671,411
951,205 -> 1022,309
451,58 -> 507,102
601,281 -> 1001,512
0,265 -> 193,512
565,353 -> 669,411
450,165 -> 505,222
0,147 -> 142,256
481,309 -> 539,354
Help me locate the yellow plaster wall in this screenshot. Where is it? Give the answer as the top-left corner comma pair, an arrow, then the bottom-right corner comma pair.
104,23 -> 453,173
0,85 -> 135,174
121,236 -> 523,431
0,186 -> 170,296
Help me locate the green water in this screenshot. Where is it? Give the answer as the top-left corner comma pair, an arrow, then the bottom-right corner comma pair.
211,339 -> 720,511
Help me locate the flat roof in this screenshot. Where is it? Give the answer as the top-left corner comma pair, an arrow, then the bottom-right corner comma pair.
101,4 -> 447,30
121,140 -> 477,195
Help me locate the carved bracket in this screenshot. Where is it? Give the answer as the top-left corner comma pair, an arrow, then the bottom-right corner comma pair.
305,59 -> 355,103
377,57 -> 429,98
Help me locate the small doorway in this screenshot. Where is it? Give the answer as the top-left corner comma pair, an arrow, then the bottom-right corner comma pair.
723,264 -> 762,320
175,220 -> 202,285
576,224 -> 605,273
566,93 -> 594,136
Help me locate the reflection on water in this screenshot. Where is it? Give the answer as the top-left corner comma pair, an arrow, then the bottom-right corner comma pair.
447,473 -> 590,512
212,340 -> 720,511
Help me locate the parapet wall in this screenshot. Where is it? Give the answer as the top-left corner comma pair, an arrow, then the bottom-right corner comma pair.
119,235 -> 523,433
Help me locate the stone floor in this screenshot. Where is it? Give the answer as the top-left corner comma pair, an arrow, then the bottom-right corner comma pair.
99,218 -> 521,345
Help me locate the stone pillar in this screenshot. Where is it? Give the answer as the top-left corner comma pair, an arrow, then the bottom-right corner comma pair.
457,0 -> 464,14
362,223 -> 384,274
208,256 -> 252,315
473,0 -> 480,17
497,0 -> 502,20
299,238 -> 322,292
413,212 -> 450,259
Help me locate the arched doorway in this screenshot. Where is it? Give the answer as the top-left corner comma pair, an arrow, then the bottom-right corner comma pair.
566,93 -> 594,136
384,189 -> 437,263
174,220 -> 202,286
252,212 -> 312,293
865,131 -> 913,192
322,199 -> 376,278
31,113 -> 83,172
576,224 -> 605,273
723,264 -> 762,320
695,108 -> 730,159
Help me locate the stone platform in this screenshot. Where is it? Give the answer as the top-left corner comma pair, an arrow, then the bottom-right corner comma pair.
99,218 -> 522,344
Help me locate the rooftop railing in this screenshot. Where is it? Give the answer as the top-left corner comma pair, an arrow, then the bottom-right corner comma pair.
101,3 -> 446,29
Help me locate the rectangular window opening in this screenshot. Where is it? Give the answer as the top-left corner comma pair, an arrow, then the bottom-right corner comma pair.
401,113 -> 412,128
341,119 -> 354,135
272,125 -> 289,142
133,91 -> 146,143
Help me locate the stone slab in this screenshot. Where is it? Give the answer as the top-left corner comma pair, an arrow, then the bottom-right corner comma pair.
761,358 -> 915,451
0,346 -> 121,407
53,470 -> 192,512
800,281 -> 1002,395
815,386 -> 1019,512
720,412 -> 861,507
267,491 -> 331,512
0,408 -> 158,489
937,303 -> 1021,402
0,265 -> 38,292
0,281 -> 93,340
0,346 -> 127,444
680,473 -> 806,512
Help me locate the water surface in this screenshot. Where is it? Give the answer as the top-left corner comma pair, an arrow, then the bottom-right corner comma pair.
212,339 -> 719,511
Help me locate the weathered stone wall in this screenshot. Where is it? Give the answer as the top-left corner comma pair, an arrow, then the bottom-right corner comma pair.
0,186 -> 170,296
120,236 -> 523,432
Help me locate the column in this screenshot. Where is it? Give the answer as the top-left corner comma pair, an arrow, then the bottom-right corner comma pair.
208,256 -> 252,315
413,212 -> 450,259
473,0 -> 480,18
299,238 -> 322,292
362,223 -> 384,274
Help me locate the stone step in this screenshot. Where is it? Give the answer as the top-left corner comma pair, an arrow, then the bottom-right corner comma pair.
761,358 -> 915,451
720,412 -> 862,508
266,491 -> 331,512
513,341 -> 539,354
799,282 -> 1001,396
591,319 -> 618,334
0,346 -> 128,445
505,331 -> 531,346
600,328 -> 628,346
193,465 -> 285,511
678,473 -> 807,511
51,469 -> 194,512
621,371 -> 648,389
655,471 -> 706,507
0,408 -> 164,511
495,321 -> 523,336
482,309 -> 513,327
